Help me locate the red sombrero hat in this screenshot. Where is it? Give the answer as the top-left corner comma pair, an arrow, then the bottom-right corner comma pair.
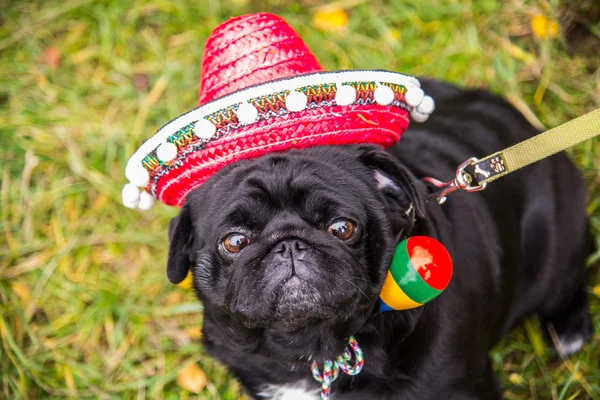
122,13 -> 435,209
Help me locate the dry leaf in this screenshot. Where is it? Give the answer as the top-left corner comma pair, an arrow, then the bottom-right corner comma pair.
184,326 -> 203,339
177,271 -> 194,289
44,47 -> 61,69
11,282 -> 30,301
63,365 -> 76,392
166,291 -> 184,305
133,73 -> 150,92
530,15 -> 559,39
177,362 -> 207,393
313,8 -> 349,33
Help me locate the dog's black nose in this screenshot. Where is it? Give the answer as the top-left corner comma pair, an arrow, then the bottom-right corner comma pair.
273,239 -> 309,254
271,239 -> 309,276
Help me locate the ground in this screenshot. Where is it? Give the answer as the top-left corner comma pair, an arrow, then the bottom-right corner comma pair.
0,0 -> 599,399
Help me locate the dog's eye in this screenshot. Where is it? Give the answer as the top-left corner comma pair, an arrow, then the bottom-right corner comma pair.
223,233 -> 251,253
327,219 -> 355,240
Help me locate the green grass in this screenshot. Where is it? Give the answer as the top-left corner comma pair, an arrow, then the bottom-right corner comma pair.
0,0 -> 599,398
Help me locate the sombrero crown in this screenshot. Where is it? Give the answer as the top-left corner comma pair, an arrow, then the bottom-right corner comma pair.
123,13 -> 435,209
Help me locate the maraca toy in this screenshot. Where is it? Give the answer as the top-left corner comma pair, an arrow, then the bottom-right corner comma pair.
380,236 -> 453,311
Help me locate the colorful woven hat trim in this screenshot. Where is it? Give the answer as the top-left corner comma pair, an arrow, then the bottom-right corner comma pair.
123,70 -> 435,208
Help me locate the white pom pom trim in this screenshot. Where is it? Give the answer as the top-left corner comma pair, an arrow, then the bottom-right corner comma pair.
156,142 -> 178,162
137,191 -> 155,210
335,85 -> 357,106
237,102 -> 258,125
126,165 -> 150,187
122,184 -> 141,208
405,86 -> 425,107
285,91 -> 308,112
374,85 -> 395,106
417,95 -> 435,114
194,119 -> 217,140
410,108 -> 429,122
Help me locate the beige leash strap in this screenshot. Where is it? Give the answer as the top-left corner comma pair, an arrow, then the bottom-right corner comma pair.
426,108 -> 600,204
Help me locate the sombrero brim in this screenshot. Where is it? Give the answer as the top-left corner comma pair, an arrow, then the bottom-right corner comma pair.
124,70 -> 435,208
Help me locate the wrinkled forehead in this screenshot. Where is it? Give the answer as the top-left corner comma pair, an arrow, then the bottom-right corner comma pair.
189,152 -> 373,231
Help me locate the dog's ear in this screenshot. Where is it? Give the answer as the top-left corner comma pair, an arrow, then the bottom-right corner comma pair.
167,204 -> 195,284
358,145 -> 427,231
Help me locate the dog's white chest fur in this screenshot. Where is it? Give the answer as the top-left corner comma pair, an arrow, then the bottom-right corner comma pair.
258,383 -> 320,400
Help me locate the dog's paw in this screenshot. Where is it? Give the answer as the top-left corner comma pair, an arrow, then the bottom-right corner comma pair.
542,288 -> 593,357
556,333 -> 586,357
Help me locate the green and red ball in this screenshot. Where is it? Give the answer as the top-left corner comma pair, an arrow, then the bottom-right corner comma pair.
379,236 -> 453,311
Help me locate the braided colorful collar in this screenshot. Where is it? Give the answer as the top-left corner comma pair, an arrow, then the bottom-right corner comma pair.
311,336 -> 364,400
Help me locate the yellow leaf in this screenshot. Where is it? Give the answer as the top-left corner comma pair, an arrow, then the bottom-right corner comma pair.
177,362 -> 207,393
177,271 -> 194,289
184,326 -> 203,339
531,15 -> 559,39
313,8 -> 349,33
387,29 -> 401,42
166,291 -> 184,305
592,285 -> 600,298
11,282 -> 30,301
508,373 -> 524,385
63,365 -> 76,392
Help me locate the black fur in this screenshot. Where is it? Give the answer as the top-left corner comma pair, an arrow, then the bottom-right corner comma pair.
167,80 -> 593,399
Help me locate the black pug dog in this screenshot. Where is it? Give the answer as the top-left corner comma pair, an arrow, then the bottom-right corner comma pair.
166,79 -> 594,399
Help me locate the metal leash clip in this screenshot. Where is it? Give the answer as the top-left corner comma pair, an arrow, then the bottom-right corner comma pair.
422,157 -> 487,205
